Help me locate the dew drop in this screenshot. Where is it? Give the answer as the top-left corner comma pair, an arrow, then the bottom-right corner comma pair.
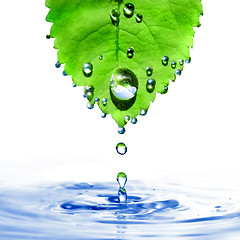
146,79 -> 156,93
117,172 -> 127,188
118,188 -> 127,203
94,97 -> 100,103
46,35 -> 51,39
86,102 -> 94,109
131,118 -> 137,124
55,62 -> 61,68
185,57 -> 191,64
102,98 -> 107,106
110,9 -> 120,27
118,126 -> 126,134
99,55 -> 103,60
175,69 -> 182,75
123,3 -> 135,18
101,112 -> 106,118
136,13 -> 143,23
110,68 -> 138,111
72,83 -> 77,87
127,47 -> 134,59
62,71 -> 67,76
146,67 -> 153,77
82,63 -> 93,77
162,85 -> 168,94
124,115 -> 130,123
84,86 -> 94,101
171,61 -> 177,69
140,109 -> 147,116
179,59 -> 184,66
116,142 -> 127,155
162,56 -> 169,66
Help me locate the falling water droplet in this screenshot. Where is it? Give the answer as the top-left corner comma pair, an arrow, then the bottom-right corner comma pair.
140,109 -> 147,116
117,172 -> 127,188
136,13 -> 143,23
99,55 -> 103,60
179,59 -> 184,66
146,67 -> 153,77
118,188 -> 127,203
175,69 -> 182,75
127,47 -> 134,59
110,68 -> 138,111
123,3 -> 135,18
86,102 -> 94,109
118,126 -> 126,134
110,9 -> 120,27
116,142 -> 127,155
171,61 -> 177,69
102,98 -> 107,106
55,62 -> 61,68
131,118 -> 137,124
162,56 -> 169,66
82,63 -> 93,77
146,79 -> 156,93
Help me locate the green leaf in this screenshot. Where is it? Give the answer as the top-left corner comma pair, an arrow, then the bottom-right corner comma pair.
45,0 -> 203,127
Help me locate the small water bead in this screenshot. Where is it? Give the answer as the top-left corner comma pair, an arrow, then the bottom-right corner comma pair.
116,142 -> 127,155
118,126 -> 125,134
55,62 -> 61,68
171,61 -> 177,69
124,115 -> 130,123
136,13 -> 143,23
175,69 -> 182,75
62,71 -> 67,76
110,9 -> 120,27
146,79 -> 156,93
117,172 -> 127,188
101,112 -> 106,118
118,188 -> 127,203
162,85 -> 168,94
185,57 -> 191,64
146,67 -> 153,77
140,109 -> 147,116
83,93 -> 87,98
72,83 -> 77,87
179,59 -> 184,66
82,63 -> 93,77
123,3 -> 135,18
84,86 -> 94,101
94,97 -> 100,103
127,48 -> 134,59
162,56 -> 169,66
102,98 -> 107,106
131,117 -> 137,124
86,102 -> 94,109
46,34 -> 51,39
99,55 -> 103,60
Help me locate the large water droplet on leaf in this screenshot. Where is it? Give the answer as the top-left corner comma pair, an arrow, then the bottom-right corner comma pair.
82,63 -> 93,77
110,9 -> 120,27
110,68 -> 138,111
123,3 -> 135,18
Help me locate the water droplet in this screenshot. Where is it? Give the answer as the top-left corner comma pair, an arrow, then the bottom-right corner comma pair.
131,118 -> 137,124
55,62 -> 61,68
99,55 -> 103,60
117,172 -> 127,188
102,98 -> 107,106
185,57 -> 191,64
200,11 -> 204,16
110,9 -> 120,27
46,35 -> 51,39
82,63 -> 93,77
116,142 -> 127,155
171,61 -> 176,69
146,67 -> 153,77
101,112 -> 106,118
127,47 -> 134,59
86,102 -> 94,109
118,187 -> 127,203
123,3 -> 135,18
140,109 -> 147,116
124,115 -> 130,123
110,68 -> 138,111
62,71 -> 67,76
118,126 -> 125,134
175,69 -> 182,75
146,79 -> 156,93
179,59 -> 184,66
84,86 -> 94,101
136,13 -> 143,23
72,83 -> 77,87
94,97 -> 100,103
162,85 -> 168,94
162,56 -> 169,66
83,94 -> 87,98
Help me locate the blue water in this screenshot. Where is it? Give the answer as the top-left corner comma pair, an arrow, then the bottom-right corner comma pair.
0,180 -> 240,239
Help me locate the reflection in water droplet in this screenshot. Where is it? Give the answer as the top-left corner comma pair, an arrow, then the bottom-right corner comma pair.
55,62 -> 61,68
110,68 -> 138,111
146,79 -> 156,93
131,118 -> 137,124
87,102 -> 94,109
162,56 -> 169,66
175,69 -> 182,75
116,142 -> 127,155
110,9 -> 120,27
136,13 -> 143,23
82,63 -> 93,77
101,112 -> 106,118
171,61 -> 176,69
146,67 -> 153,77
127,47 -> 134,59
140,109 -> 147,116
118,127 -> 125,134
117,172 -> 127,188
123,3 -> 135,18
99,55 -> 103,60
118,187 -> 127,203
102,98 -> 107,106
179,59 -> 184,66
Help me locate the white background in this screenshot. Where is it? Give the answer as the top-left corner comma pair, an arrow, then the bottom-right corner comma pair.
0,0 -> 239,186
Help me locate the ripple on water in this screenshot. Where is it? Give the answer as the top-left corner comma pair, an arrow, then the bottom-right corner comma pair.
0,181 -> 240,240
